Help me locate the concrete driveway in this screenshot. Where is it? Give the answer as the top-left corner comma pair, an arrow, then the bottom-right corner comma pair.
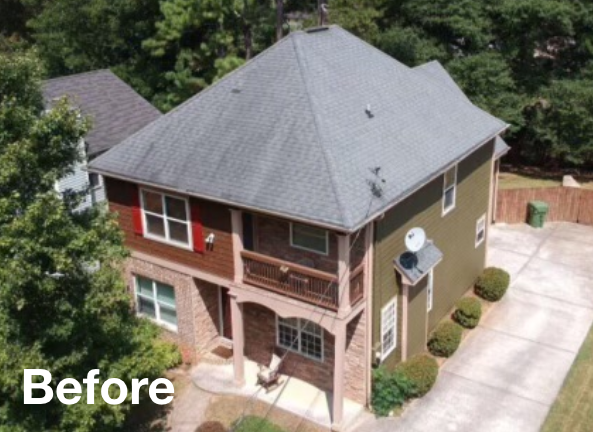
355,222 -> 593,432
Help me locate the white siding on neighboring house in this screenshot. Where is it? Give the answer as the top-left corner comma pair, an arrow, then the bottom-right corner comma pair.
56,139 -> 106,211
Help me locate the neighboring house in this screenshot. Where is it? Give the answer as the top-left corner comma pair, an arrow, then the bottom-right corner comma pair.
43,70 -> 161,211
89,26 -> 510,429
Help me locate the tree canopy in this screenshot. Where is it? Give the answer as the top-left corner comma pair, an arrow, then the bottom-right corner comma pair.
0,51 -> 180,431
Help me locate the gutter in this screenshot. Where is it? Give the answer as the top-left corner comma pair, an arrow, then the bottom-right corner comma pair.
86,166 -> 351,233
89,124 -> 510,234
348,124 -> 511,232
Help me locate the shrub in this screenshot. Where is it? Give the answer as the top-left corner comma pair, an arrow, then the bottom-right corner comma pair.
454,297 -> 482,329
371,367 -> 415,416
395,354 -> 439,397
475,267 -> 510,301
233,416 -> 285,432
428,322 -> 463,357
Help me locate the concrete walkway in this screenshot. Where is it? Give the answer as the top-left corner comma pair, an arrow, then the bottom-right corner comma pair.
356,222 -> 593,432
192,358 -> 364,429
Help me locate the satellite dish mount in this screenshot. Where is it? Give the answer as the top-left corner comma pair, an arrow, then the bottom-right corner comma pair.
400,227 -> 426,270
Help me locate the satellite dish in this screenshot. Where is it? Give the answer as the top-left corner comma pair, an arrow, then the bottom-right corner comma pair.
405,227 -> 426,253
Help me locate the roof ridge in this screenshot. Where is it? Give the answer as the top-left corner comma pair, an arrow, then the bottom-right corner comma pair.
43,68 -> 113,83
291,31 -> 349,228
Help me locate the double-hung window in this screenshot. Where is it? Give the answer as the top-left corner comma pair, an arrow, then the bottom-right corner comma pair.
381,298 -> 397,360
442,165 -> 457,215
290,223 -> 329,255
277,317 -> 324,361
475,213 -> 486,247
141,189 -> 192,248
135,276 -> 178,330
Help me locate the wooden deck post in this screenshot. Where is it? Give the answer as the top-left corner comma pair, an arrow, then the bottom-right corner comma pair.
337,234 -> 351,314
332,322 -> 347,431
230,293 -> 245,386
230,209 -> 244,284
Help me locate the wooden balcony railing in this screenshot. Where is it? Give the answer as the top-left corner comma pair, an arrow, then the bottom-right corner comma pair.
349,263 -> 365,307
241,250 -> 365,311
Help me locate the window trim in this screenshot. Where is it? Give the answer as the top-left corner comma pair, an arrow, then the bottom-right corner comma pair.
140,188 -> 193,250
442,165 -> 458,216
289,222 -> 329,256
134,276 -> 178,332
475,213 -> 487,248
380,297 -> 397,361
427,269 -> 434,312
276,315 -> 324,362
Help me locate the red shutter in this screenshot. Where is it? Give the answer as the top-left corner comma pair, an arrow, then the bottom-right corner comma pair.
131,184 -> 143,235
191,203 -> 205,253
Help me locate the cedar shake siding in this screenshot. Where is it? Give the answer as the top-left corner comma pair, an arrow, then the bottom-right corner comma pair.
373,140 -> 495,369
105,178 -> 234,280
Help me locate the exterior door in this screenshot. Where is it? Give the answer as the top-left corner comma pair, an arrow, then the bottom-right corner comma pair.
219,287 -> 233,340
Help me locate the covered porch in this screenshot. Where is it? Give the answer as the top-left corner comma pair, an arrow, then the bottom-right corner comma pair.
192,358 -> 365,429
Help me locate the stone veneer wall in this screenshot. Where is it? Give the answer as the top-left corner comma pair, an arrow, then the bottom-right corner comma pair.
344,311 -> 366,404
242,303 -> 366,404
124,257 -> 221,362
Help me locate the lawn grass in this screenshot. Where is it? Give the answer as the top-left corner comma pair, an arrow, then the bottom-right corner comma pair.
201,394 -> 325,432
498,171 -> 593,190
541,323 -> 593,432
498,172 -> 560,189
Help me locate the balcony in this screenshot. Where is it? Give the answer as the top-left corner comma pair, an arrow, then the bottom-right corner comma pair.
241,250 -> 365,311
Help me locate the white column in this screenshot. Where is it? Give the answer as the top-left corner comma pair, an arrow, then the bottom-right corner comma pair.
332,323 -> 347,431
230,294 -> 245,386
337,234 -> 351,314
230,209 -> 244,284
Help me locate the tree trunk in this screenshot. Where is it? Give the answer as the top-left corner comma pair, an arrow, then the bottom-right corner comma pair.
276,0 -> 283,41
244,24 -> 253,60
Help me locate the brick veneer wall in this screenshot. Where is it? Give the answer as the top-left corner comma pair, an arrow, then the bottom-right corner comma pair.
106,177 -> 235,280
242,303 -> 366,404
124,257 -> 221,362
254,215 -> 339,273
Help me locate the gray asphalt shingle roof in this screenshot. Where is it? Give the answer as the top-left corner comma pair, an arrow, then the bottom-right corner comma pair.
43,70 -> 161,157
89,26 -> 507,231
415,61 -> 511,159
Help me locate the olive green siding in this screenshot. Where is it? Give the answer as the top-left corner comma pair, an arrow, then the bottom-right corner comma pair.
372,140 -> 494,369
407,277 -> 428,358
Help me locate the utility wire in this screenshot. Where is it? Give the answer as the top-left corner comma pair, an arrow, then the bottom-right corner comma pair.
231,176 -> 382,431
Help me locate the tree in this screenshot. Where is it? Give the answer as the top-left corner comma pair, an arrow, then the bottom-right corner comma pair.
522,79 -> 593,166
0,51 -> 180,431
446,52 -> 525,135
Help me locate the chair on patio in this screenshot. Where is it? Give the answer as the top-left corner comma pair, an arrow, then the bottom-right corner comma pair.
257,349 -> 284,393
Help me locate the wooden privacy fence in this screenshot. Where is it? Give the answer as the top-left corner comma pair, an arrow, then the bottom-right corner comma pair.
496,187 -> 593,225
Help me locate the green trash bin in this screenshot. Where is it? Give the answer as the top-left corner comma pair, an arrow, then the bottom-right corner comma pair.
528,201 -> 549,228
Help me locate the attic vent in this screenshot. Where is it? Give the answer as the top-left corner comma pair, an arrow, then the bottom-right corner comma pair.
231,88 -> 241,94
305,26 -> 330,34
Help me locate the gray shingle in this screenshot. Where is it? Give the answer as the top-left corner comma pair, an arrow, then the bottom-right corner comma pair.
89,26 -> 507,231
43,70 -> 161,156
393,242 -> 443,285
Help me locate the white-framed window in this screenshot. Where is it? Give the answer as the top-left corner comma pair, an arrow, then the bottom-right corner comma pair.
88,172 -> 102,190
475,213 -> 487,247
140,189 -> 192,248
427,269 -> 434,312
135,276 -> 178,331
442,165 -> 457,215
277,316 -> 324,361
290,222 -> 329,255
381,297 -> 397,360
